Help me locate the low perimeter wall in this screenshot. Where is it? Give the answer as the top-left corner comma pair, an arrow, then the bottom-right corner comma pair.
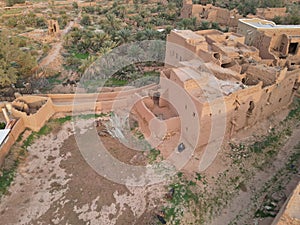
0,119 -> 26,167
0,85 -> 157,167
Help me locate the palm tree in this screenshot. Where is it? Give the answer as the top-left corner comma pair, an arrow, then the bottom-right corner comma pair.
116,28 -> 132,44
79,55 -> 96,74
177,18 -> 197,30
105,14 -> 122,30
97,40 -> 118,56
118,5 -> 127,19
78,38 -> 92,54
141,29 -> 158,40
128,45 -> 144,62
132,15 -> 144,28
90,32 -> 110,52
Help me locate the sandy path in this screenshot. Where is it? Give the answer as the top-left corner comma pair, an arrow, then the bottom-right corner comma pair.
39,10 -> 80,69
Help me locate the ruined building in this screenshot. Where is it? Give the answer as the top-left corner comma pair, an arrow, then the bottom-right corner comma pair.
48,19 -> 60,37
180,0 -> 243,28
237,18 -> 300,66
255,7 -> 287,20
131,24 -> 300,169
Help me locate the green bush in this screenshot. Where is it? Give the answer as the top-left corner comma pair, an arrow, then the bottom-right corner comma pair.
0,122 -> 6,129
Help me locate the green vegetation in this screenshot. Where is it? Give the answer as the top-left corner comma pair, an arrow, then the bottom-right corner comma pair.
164,173 -> 198,225
0,161 -> 17,198
0,112 -> 110,199
22,125 -> 52,149
52,115 -> 72,124
246,142 -> 300,222
52,113 -> 108,124
0,31 -> 37,87
47,73 -> 63,85
0,123 -> 52,199
0,122 -> 6,129
147,148 -> 161,163
3,13 -> 47,29
76,113 -> 108,120
270,4 -> 300,25
163,98 -> 300,224
5,0 -> 25,7
213,0 -> 288,16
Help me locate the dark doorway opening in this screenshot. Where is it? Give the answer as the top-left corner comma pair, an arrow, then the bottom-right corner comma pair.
288,43 -> 298,54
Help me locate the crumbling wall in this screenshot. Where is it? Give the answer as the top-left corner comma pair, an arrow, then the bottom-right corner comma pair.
181,2 -> 240,27
256,7 -> 287,20
166,31 -> 208,66
238,19 -> 300,60
132,97 -> 180,142
271,182 -> 300,225
48,19 -> 60,36
245,65 -> 279,87
12,96 -> 55,132
132,98 -> 156,138
180,3 -> 193,18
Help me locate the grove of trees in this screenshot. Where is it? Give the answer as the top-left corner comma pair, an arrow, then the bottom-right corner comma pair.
0,31 -> 37,87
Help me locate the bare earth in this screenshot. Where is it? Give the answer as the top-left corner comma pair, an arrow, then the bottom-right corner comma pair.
0,120 -> 166,225
209,126 -> 300,225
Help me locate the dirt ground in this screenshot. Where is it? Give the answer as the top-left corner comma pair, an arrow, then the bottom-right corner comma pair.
0,120 -> 166,225
0,106 -> 299,225
208,127 -> 300,225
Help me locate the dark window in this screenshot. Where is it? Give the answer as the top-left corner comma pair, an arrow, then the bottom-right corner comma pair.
247,101 -> 255,114
289,43 -> 298,54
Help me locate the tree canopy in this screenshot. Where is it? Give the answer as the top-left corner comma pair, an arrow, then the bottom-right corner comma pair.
0,31 -> 37,87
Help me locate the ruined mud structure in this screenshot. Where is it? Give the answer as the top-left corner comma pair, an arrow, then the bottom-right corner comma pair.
0,18 -> 300,224
1,19 -> 300,170
131,23 -> 300,164
48,19 -> 60,37
255,7 -> 287,20
180,0 -> 243,29
238,18 -> 300,64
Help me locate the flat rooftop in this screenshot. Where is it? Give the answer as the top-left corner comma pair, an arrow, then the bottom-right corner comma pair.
172,30 -> 206,41
173,62 -> 244,101
239,18 -> 300,29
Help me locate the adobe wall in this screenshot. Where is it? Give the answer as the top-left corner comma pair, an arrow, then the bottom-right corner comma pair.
237,21 -> 258,45
132,98 -> 155,138
195,82 -> 263,147
0,119 -> 25,167
0,84 -> 160,168
165,31 -> 208,66
256,7 -> 287,20
263,28 -> 300,49
271,182 -> 300,225
12,96 -> 55,132
245,65 -> 279,87
180,3 -> 193,18
211,8 -> 231,26
181,2 -> 240,27
160,71 -> 204,147
238,19 -> 300,60
131,97 -> 181,153
46,84 -> 156,101
184,68 -> 295,151
159,63 -> 298,151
